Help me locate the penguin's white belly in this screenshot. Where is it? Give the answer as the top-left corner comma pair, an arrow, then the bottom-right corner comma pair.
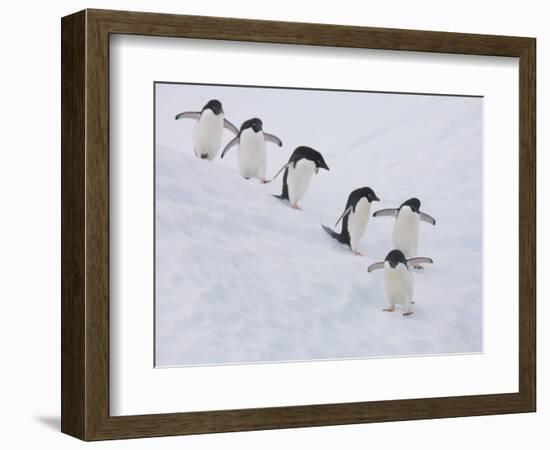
384,264 -> 413,305
347,198 -> 371,251
238,131 -> 266,179
192,112 -> 223,160
393,208 -> 419,257
287,159 -> 316,206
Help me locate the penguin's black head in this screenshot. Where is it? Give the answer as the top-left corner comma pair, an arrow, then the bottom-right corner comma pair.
203,99 -> 223,115
315,154 -> 330,171
294,146 -> 330,171
241,118 -> 263,133
385,249 -> 407,269
361,187 -> 380,203
400,197 -> 421,213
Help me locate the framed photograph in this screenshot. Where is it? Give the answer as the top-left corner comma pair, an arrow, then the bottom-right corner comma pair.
61,9 -> 536,441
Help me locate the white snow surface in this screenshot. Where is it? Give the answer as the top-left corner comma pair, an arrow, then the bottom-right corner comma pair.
155,83 -> 482,367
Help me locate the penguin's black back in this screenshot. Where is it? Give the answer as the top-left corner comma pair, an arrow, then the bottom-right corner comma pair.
338,192 -> 361,241
322,193 -> 353,247
273,167 -> 289,201
337,215 -> 351,245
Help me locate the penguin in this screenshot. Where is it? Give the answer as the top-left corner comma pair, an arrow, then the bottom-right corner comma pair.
175,99 -> 239,160
220,118 -> 283,183
373,198 -> 436,268
321,187 -> 380,256
367,249 -> 433,316
272,146 -> 330,210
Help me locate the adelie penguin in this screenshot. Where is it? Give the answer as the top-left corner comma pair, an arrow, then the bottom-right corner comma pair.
367,249 -> 433,316
174,99 -> 239,161
221,118 -> 283,183
373,198 -> 436,268
272,146 -> 330,210
321,187 -> 380,256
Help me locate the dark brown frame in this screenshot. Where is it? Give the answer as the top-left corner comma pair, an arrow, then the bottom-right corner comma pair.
61,9 -> 536,441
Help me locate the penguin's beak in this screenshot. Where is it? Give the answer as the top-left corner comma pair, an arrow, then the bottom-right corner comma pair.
372,195 -> 380,202
320,162 -> 330,171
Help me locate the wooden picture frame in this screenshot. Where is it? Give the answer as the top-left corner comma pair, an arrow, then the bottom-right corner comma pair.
61,9 -> 536,441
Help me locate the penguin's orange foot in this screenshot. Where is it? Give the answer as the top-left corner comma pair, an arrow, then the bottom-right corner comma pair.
383,307 -> 395,312
352,250 -> 363,256
261,178 -> 271,184
403,311 -> 414,316
291,204 -> 302,210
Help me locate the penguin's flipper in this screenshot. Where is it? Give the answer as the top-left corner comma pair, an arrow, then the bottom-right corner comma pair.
223,119 -> 239,135
407,257 -> 433,267
271,162 -> 290,181
367,262 -> 385,273
373,208 -> 398,218
264,133 -> 283,147
419,211 -> 436,225
175,111 -> 200,120
321,225 -> 347,245
334,206 -> 352,227
221,136 -> 239,158
272,194 -> 287,201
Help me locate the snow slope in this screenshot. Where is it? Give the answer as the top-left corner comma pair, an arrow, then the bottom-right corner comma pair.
155,83 -> 482,367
